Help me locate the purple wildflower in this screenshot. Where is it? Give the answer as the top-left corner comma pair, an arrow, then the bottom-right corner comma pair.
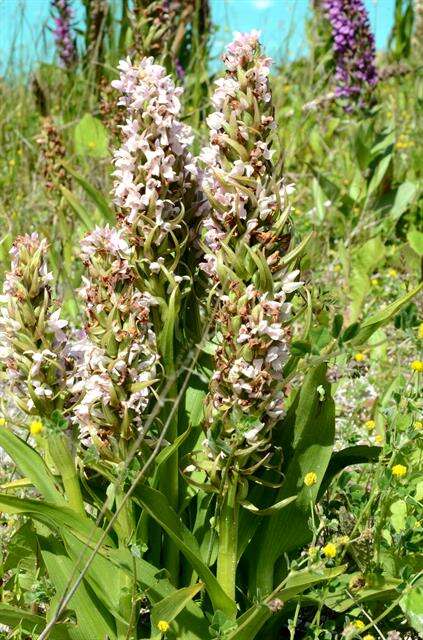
324,0 -> 378,108
51,0 -> 77,68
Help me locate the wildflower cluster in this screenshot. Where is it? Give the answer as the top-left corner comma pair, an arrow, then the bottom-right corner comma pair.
0,234 -> 70,418
111,56 -> 203,301
200,30 -> 294,280
324,0 -> 378,108
51,0 -> 77,68
74,226 -> 158,453
131,0 -> 210,78
200,32 -> 302,475
36,117 -> 69,193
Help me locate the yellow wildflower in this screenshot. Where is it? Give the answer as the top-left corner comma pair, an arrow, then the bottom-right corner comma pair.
375,434 -> 383,444
415,421 -> 422,430
353,620 -> 365,630
354,353 -> 366,362
370,278 -> 379,286
388,268 -> 398,277
392,464 -> 407,478
157,620 -> 170,633
363,635 -> 375,640
411,360 -> 423,372
322,543 -> 337,558
364,419 -> 375,431
29,420 -> 44,436
0,417 -> 5,427
304,472 -> 318,487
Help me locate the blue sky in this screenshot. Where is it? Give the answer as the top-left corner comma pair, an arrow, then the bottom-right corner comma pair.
0,0 -> 395,72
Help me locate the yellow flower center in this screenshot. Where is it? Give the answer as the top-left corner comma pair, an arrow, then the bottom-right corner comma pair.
157,620 -> 170,633
322,543 -> 337,558
30,420 -> 44,436
392,464 -> 407,478
304,472 -> 317,487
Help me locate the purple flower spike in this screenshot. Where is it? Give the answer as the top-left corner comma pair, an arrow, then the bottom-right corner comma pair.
51,0 -> 77,68
324,0 -> 378,109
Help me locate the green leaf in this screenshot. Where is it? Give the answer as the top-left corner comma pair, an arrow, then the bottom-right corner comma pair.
351,283 -> 423,345
318,445 -> 381,497
252,364 -> 335,595
391,181 -> 417,220
0,604 -> 73,639
133,484 -> 236,618
312,178 -> 326,222
390,499 -> 407,533
40,535 -> 117,640
240,495 -> 297,515
60,186 -> 93,229
74,113 -> 109,158
64,164 -> 115,224
400,585 -> 423,635
109,547 -> 210,639
325,572 -> 400,612
348,237 -> 385,321
0,493 -> 113,546
227,566 -> 346,640
407,228 -> 423,256
150,583 -> 204,631
368,154 -> 392,195
0,428 -> 64,504
290,340 -> 311,356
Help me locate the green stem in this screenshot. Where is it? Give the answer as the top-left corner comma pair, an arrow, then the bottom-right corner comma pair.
160,377 -> 180,584
217,471 -> 239,602
48,433 -> 84,516
115,485 -> 135,640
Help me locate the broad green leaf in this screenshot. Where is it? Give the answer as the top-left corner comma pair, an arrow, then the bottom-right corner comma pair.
407,228 -> 423,256
64,164 -> 115,223
133,484 -> 236,618
227,566 -> 346,640
240,495 -> 297,515
351,283 -> 423,345
367,154 -> 392,195
0,493 -> 113,546
324,572 -> 400,612
60,186 -> 93,229
252,364 -> 335,595
0,428 -> 64,504
0,604 -> 73,639
318,445 -> 381,497
108,547 -> 211,638
400,585 -> 423,635
63,532 -> 125,617
391,181 -> 417,220
74,113 -> 109,158
150,583 -> 204,631
390,499 -> 407,533
349,237 -> 385,321
312,178 -> 326,222
40,535 -> 117,640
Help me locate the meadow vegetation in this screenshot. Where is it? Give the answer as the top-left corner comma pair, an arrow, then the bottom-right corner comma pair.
0,1 -> 421,638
